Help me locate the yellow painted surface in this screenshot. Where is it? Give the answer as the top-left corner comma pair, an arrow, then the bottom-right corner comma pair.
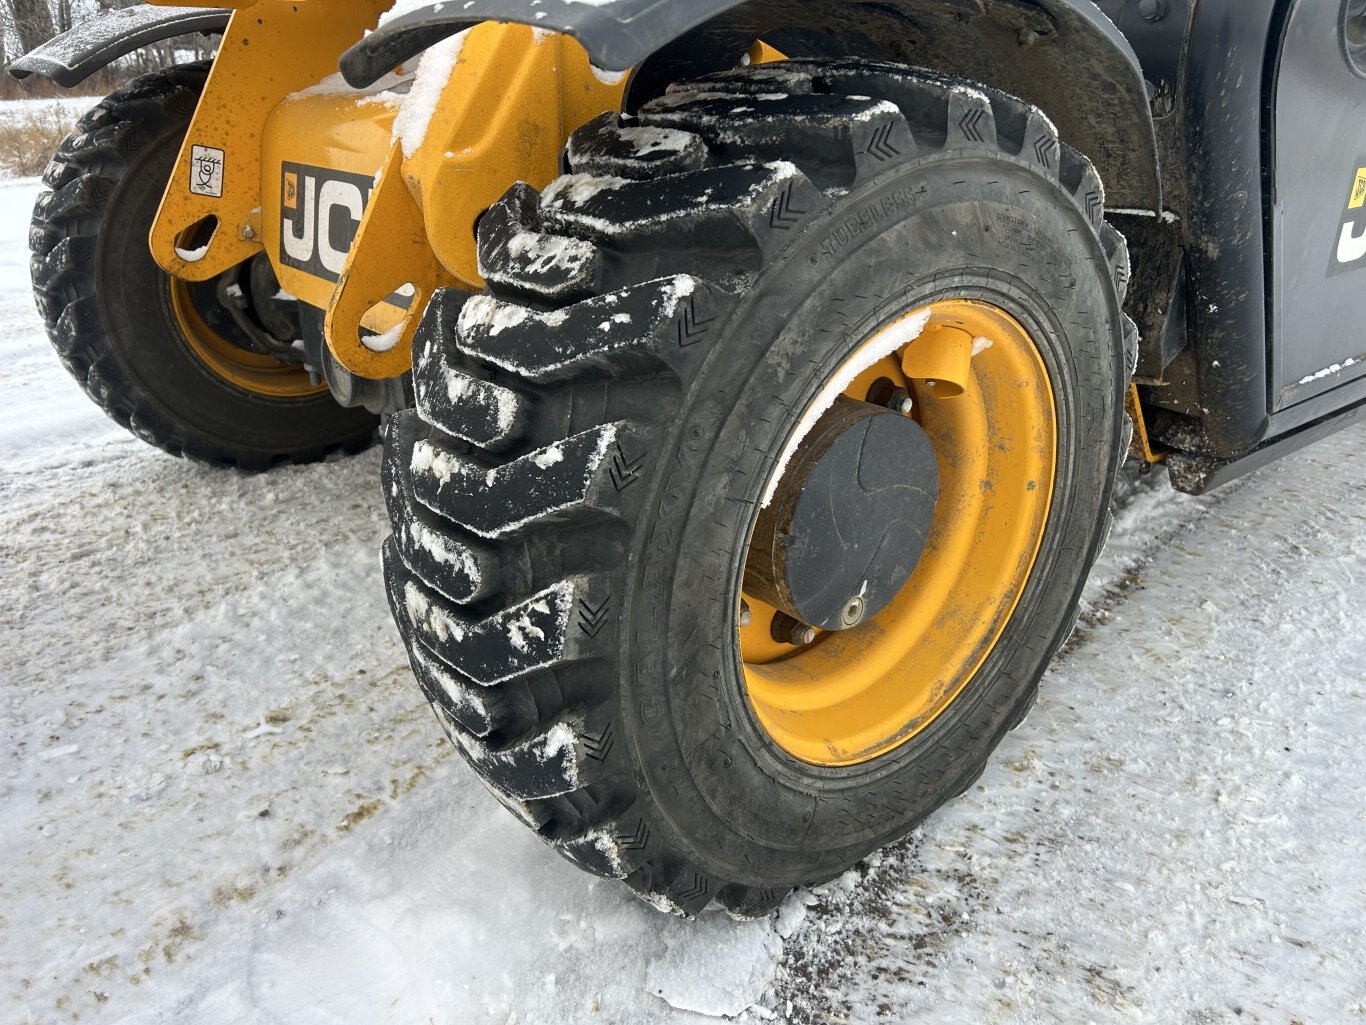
149,0 -> 390,281
323,23 -> 631,377
1126,382 -> 1167,463
154,11 -> 632,377
397,23 -> 628,288
168,279 -> 326,398
740,300 -> 1058,766
260,90 -> 402,316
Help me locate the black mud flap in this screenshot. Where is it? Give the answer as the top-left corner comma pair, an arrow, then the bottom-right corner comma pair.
8,5 -> 230,87
340,0 -> 742,84
338,0 -> 1160,210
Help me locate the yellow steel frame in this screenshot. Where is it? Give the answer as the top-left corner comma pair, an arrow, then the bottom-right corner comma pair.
146,0 -> 390,281
258,90 -> 404,319
326,23 -> 628,377
147,0 -> 628,380
1126,383 -> 1168,463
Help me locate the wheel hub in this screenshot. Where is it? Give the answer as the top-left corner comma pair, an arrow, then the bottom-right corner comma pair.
743,395 -> 939,632
739,299 -> 1058,766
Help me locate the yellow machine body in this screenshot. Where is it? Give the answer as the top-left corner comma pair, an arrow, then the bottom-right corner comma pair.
146,0 -> 629,378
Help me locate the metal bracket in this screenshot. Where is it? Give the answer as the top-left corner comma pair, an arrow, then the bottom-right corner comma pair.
325,22 -> 627,378
147,0 -> 389,283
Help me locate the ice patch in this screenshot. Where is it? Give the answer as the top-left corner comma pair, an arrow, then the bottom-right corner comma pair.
614,125 -> 693,157
505,609 -> 546,651
948,83 -> 992,107
645,910 -> 783,1016
409,520 -> 481,584
505,230 -> 593,276
589,64 -> 628,85
539,722 -> 576,760
542,173 -> 630,208
566,827 -> 624,877
1108,207 -> 1181,223
292,70 -> 409,100
431,366 -> 520,434
409,439 -> 458,484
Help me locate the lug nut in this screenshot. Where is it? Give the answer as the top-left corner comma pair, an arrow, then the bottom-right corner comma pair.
738,601 -> 752,628
840,595 -> 866,627
1138,0 -> 1167,21
771,612 -> 817,646
865,378 -> 913,414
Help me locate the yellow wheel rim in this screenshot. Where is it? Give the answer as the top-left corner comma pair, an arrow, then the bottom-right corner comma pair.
740,299 -> 1057,766
169,279 -> 326,399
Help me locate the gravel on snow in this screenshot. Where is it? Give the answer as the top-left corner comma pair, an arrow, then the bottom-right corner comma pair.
1,170 -> 1363,1025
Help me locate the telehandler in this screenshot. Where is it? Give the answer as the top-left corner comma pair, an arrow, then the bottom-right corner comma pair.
14,0 -> 1366,916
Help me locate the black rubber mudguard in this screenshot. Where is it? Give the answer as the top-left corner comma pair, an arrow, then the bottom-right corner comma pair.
7,5 -> 230,86
342,0 -> 1138,79
340,0 -> 1159,209
341,0 -> 740,83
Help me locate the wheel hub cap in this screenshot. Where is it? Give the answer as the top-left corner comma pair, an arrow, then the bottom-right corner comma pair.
743,396 -> 939,632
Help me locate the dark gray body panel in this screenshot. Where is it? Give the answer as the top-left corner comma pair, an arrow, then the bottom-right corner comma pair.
7,5 -> 229,87
1097,0 -> 1366,457
1271,0 -> 1366,409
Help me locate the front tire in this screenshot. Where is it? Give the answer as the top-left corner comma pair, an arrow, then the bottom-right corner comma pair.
383,59 -> 1133,915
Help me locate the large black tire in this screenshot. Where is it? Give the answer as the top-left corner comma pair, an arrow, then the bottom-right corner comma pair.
383,59 -> 1134,915
30,63 -> 377,469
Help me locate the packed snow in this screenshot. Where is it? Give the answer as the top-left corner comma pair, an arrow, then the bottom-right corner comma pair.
2,166 -> 1364,1025
1297,355 -> 1362,386
391,31 -> 468,159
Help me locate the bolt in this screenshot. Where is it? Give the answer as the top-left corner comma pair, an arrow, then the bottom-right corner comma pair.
738,601 -> 752,628
771,612 -> 817,646
840,595 -> 866,628
1138,0 -> 1167,22
241,224 -> 256,240
886,387 -> 914,415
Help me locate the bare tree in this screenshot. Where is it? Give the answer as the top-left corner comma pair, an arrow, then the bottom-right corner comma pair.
4,0 -> 56,57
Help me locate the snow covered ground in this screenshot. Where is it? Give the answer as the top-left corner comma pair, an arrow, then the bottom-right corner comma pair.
1,170 -> 1363,1024
0,95 -> 96,122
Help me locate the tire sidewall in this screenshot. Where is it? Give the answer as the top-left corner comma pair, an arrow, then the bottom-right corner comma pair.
624,153 -> 1124,885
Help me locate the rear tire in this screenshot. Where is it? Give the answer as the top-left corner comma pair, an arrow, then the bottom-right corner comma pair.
30,63 -> 377,469
383,59 -> 1131,915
